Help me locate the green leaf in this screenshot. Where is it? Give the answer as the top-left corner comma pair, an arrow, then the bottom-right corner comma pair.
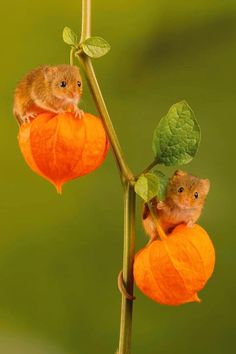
152,170 -> 169,200
81,37 -> 111,58
134,173 -> 159,202
62,27 -> 78,47
152,100 -> 201,166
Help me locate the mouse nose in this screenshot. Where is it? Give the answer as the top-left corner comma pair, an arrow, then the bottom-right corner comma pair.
69,91 -> 77,98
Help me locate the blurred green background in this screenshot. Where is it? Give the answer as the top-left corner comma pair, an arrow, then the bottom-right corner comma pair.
0,0 -> 235,353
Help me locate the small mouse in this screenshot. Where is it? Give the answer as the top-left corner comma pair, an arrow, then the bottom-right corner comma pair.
142,170 -> 210,243
13,64 -> 83,125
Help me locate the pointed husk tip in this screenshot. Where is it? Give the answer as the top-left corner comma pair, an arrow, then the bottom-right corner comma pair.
192,293 -> 201,303
54,182 -> 63,194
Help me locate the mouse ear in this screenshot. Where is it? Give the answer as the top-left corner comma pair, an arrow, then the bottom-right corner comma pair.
174,170 -> 186,177
44,66 -> 59,81
201,179 -> 210,194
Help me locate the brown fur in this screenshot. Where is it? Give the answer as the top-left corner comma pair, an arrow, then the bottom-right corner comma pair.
13,64 -> 83,124
142,170 -> 210,243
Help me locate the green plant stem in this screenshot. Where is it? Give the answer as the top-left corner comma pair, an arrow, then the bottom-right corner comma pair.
77,1 -> 136,353
70,47 -> 74,65
77,0 -> 133,184
140,159 -> 159,175
80,0 -> 91,42
147,202 -> 167,241
77,54 -> 133,184
118,183 -> 136,354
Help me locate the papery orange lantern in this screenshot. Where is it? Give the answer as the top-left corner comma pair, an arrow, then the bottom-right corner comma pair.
18,112 -> 109,193
134,224 -> 215,306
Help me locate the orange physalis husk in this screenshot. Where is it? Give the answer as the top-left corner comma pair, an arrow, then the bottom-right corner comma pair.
18,112 -> 109,193
133,224 -> 215,306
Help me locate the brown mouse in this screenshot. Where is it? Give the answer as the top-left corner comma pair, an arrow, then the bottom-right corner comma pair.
13,64 -> 83,125
142,170 -> 210,243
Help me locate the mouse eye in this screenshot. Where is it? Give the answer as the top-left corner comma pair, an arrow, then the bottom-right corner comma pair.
77,81 -> 81,87
60,81 -> 67,88
194,192 -> 199,199
178,187 -> 184,193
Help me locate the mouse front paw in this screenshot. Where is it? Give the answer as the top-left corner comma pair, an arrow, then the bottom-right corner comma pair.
156,201 -> 166,210
22,112 -> 37,124
186,220 -> 195,228
73,106 -> 84,119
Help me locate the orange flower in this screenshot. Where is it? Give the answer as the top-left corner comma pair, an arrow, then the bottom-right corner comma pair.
133,224 -> 215,306
18,112 -> 109,193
